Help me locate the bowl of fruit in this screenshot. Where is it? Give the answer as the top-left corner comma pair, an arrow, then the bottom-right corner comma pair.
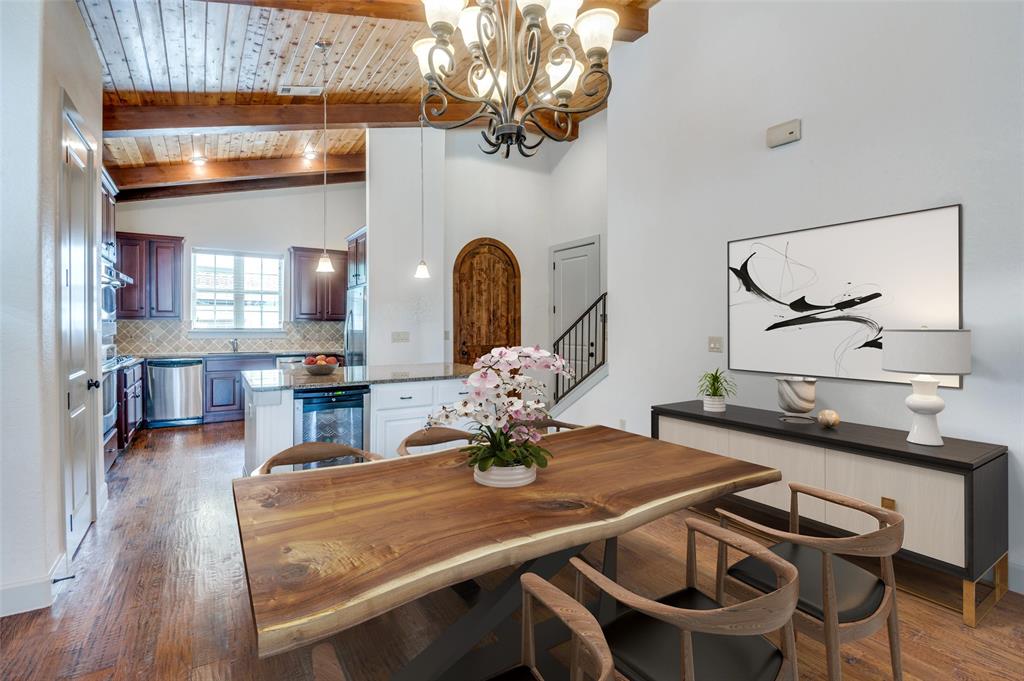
303,354 -> 340,375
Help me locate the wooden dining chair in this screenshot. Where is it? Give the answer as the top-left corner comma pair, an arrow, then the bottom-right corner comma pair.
521,418 -> 582,433
571,517 -> 800,681
486,572 -> 615,681
396,426 -> 476,456
253,441 -> 383,475
718,482 -> 905,681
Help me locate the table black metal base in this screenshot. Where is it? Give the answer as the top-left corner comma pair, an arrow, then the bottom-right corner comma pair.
390,538 -> 619,681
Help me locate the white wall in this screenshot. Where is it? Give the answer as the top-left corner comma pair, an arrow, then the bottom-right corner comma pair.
561,1 -> 1024,590
0,0 -> 104,614
116,182 -> 366,322
365,128 -> 446,365
442,113 -> 609,360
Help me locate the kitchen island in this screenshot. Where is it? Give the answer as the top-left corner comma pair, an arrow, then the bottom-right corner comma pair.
240,363 -> 474,474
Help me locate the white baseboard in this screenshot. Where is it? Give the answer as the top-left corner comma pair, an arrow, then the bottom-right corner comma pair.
0,553 -> 65,617
1009,559 -> 1024,595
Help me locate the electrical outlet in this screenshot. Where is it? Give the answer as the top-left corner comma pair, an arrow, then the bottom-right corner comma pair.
708,336 -> 724,353
391,331 -> 410,344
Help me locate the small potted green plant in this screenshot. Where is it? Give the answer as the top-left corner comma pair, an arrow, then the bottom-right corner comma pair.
697,368 -> 736,413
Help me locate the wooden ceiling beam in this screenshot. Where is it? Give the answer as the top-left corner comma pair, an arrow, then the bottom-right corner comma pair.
104,102 -> 480,137
116,173 -> 367,202
215,0 -> 648,42
107,153 -> 365,190
104,102 -> 579,141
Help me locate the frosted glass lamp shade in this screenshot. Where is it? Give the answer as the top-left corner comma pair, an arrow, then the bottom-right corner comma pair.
545,0 -> 582,33
516,0 -> 550,21
471,69 -> 507,102
422,0 -> 467,32
882,329 -> 972,375
458,6 -> 489,48
413,38 -> 453,78
414,260 -> 431,279
315,252 -> 335,273
575,8 -> 618,59
545,59 -> 583,98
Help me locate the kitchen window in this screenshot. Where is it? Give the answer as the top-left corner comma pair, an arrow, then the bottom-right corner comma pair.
191,250 -> 283,330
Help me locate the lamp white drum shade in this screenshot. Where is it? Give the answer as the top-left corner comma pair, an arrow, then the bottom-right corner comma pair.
882,329 -> 971,376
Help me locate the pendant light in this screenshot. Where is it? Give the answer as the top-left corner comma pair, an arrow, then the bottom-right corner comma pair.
314,40 -> 335,274
413,114 -> 431,279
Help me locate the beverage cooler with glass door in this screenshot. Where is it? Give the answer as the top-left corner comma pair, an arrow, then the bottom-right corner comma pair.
292,385 -> 371,469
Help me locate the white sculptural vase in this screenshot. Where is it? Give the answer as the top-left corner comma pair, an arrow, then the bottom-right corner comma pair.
776,376 -> 817,423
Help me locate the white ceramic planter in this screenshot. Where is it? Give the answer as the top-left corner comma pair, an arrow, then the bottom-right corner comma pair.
474,464 -> 537,488
702,395 -> 726,412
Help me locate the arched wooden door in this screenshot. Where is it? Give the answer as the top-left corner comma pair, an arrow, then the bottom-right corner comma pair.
453,238 -> 521,365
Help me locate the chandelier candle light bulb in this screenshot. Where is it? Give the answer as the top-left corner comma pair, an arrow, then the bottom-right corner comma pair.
545,58 -> 583,99
413,38 -> 453,79
458,6 -> 488,49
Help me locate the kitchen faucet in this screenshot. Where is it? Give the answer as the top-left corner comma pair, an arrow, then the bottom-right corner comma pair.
230,338 -> 239,353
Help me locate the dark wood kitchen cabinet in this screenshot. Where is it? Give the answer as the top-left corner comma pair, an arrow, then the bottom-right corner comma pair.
203,354 -> 277,423
117,362 -> 144,449
115,235 -> 147,318
346,227 -> 367,287
289,246 -> 347,322
116,232 -> 183,320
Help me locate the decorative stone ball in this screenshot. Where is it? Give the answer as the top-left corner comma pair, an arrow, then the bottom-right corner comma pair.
817,409 -> 841,429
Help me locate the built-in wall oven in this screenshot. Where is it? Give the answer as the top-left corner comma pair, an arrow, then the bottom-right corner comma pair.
293,385 -> 370,470
100,368 -> 118,437
100,262 -> 132,340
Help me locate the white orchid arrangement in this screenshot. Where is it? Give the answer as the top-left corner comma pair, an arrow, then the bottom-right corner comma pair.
429,346 -> 572,471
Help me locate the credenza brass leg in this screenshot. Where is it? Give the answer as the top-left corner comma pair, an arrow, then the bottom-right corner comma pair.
962,553 -> 1009,627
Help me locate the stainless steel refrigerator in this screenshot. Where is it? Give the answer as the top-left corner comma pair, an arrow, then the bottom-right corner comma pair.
344,284 -> 367,366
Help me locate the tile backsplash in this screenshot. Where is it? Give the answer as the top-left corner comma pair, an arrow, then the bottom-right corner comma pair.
117,319 -> 344,356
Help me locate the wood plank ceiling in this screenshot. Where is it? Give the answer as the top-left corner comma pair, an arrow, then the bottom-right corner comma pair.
76,0 -> 653,199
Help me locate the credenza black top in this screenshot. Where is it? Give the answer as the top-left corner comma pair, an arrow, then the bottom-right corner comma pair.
652,401 -> 1007,472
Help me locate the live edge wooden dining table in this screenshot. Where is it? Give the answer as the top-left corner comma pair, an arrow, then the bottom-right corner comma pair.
232,425 -> 780,680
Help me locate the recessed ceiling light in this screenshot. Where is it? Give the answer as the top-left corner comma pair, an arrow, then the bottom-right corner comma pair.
303,148 -> 317,160
192,155 -> 207,166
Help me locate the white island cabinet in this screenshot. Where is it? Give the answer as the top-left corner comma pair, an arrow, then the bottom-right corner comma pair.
370,379 -> 472,458
242,385 -> 294,476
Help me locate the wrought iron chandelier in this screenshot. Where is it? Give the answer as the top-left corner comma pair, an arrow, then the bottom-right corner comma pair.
414,0 -> 619,157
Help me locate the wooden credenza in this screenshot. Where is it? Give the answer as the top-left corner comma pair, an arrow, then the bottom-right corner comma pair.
652,401 -> 1009,626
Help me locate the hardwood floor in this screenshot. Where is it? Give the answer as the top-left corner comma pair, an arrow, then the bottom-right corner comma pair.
1,422 -> 1021,680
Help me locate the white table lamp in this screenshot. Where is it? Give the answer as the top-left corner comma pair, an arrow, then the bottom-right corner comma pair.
882,329 -> 971,446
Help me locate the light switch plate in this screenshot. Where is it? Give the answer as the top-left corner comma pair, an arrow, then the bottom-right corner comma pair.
708,336 -> 724,353
391,331 -> 410,343
767,119 -> 801,148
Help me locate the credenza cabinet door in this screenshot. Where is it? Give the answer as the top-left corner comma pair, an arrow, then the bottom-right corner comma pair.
824,449 -> 965,567
727,431 -> 827,522
657,417 -> 729,456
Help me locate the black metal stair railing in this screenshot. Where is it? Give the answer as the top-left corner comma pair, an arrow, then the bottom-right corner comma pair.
552,293 -> 607,404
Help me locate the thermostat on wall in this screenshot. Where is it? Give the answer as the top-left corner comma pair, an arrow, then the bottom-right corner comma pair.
767,119 -> 802,148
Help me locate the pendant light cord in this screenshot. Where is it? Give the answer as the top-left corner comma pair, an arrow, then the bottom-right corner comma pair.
322,46 -> 328,256
419,114 -> 425,262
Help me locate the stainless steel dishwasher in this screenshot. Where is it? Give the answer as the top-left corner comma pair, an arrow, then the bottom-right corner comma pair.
146,358 -> 204,427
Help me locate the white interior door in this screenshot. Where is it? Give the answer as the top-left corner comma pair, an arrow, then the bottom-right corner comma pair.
61,112 -> 95,556
551,238 -> 601,375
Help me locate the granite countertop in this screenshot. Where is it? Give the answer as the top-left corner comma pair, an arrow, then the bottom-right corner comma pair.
136,350 -> 343,359
242,363 -> 475,392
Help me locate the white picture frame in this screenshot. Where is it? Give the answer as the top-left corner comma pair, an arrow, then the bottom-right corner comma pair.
727,205 -> 962,387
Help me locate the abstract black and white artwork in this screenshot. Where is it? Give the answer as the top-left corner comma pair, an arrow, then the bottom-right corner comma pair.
728,205 -> 961,386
